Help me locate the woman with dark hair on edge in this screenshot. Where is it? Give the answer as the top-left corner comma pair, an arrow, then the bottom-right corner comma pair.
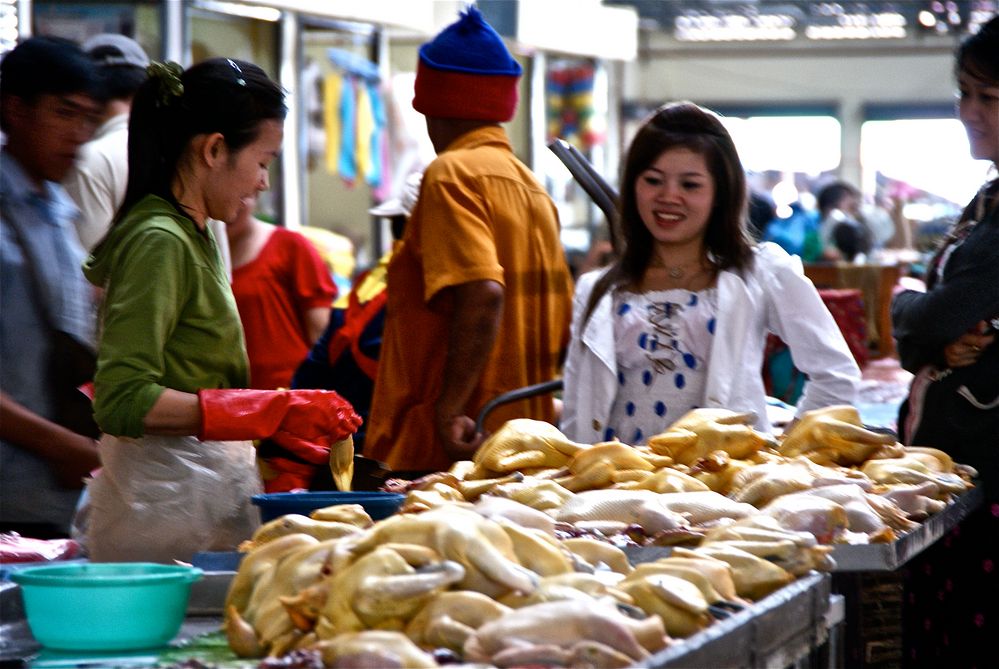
891,16 -> 998,666
561,101 -> 860,445
80,58 -> 360,562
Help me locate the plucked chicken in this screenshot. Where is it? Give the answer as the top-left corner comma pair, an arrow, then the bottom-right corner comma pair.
470,419 -> 588,477
778,405 -> 896,466
649,408 -> 776,464
555,489 -> 688,534
462,599 -> 667,666
331,505 -> 540,598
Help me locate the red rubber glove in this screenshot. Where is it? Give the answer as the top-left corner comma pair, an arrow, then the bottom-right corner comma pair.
198,389 -> 362,464
261,457 -> 318,493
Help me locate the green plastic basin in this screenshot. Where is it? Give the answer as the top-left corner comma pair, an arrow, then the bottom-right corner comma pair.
10,562 -> 203,651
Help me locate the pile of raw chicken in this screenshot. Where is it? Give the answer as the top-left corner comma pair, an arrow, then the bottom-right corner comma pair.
226,406 -> 975,669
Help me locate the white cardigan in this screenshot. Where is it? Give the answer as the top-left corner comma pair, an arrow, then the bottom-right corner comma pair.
561,243 -> 861,442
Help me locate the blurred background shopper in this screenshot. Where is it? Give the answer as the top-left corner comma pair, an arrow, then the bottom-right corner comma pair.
0,36 -> 103,538
63,33 -> 149,253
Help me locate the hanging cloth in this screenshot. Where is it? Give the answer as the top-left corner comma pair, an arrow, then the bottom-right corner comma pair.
566,65 -> 599,147
547,62 -> 599,149
326,48 -> 382,188
365,80 -> 386,190
338,75 -> 358,184
327,48 -> 380,82
546,68 -> 569,144
323,73 -> 343,174
355,80 -> 374,185
374,109 -> 392,201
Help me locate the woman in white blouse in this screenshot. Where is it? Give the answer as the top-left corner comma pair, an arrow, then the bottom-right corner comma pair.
562,102 -> 860,444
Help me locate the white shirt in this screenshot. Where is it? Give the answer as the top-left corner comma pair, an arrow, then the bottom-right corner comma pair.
607,287 -> 718,444
64,114 -> 129,252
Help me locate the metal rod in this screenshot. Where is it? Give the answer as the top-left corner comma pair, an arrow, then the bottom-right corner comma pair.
566,140 -> 619,207
547,138 -> 619,249
475,379 -> 564,434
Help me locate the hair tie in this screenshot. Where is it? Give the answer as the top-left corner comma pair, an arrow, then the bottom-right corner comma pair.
146,60 -> 184,107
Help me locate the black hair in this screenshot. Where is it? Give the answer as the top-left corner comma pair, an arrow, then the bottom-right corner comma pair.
816,180 -> 860,217
0,36 -> 102,131
954,15 -> 999,226
956,15 -> 999,84
583,101 -> 754,324
110,57 -> 286,230
100,65 -> 147,101
389,214 -> 407,242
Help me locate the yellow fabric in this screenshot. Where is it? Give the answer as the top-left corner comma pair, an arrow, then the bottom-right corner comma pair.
354,81 -> 374,181
323,74 -> 342,174
353,250 -> 392,305
366,126 -> 574,473
298,226 -> 355,283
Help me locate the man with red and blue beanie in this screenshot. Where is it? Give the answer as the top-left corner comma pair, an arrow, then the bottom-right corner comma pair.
366,7 -> 573,476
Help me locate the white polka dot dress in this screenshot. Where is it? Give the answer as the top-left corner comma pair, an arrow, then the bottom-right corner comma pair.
606,287 -> 718,444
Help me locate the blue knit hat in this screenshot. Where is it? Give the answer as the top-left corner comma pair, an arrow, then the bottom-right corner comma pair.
413,7 -> 523,122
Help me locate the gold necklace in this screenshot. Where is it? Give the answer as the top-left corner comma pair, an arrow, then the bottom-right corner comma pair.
649,255 -> 705,280
642,266 -> 715,294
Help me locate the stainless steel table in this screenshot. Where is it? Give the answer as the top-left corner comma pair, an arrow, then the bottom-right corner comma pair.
827,486 -> 984,668
642,572 -> 836,669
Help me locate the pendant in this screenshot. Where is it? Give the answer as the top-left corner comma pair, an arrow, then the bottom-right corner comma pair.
668,267 -> 684,280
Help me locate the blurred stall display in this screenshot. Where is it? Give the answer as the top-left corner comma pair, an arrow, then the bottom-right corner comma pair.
804,262 -> 902,358
25,1 -> 160,64
547,60 -> 601,150
609,0 -> 997,41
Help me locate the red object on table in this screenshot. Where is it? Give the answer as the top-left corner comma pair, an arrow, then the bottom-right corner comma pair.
762,288 -> 867,402
0,533 -> 81,563
817,288 -> 868,368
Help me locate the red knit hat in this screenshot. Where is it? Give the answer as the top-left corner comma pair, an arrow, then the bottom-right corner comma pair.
413,7 -> 522,122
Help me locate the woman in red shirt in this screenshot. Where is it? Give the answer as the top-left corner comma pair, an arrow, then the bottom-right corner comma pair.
227,194 -> 336,390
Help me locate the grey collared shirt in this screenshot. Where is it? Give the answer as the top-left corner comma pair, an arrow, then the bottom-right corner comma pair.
1,150 -> 96,530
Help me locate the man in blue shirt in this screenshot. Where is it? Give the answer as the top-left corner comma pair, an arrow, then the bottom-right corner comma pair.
1,37 -> 104,537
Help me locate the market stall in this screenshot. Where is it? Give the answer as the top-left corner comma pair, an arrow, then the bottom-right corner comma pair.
4,401 -> 981,669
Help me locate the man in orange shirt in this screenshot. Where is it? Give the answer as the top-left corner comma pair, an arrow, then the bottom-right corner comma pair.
365,7 -> 573,476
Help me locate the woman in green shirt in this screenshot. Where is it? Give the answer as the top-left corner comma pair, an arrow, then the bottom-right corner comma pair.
80,59 -> 360,562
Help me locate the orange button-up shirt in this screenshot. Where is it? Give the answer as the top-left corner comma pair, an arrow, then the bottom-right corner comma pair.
365,125 -> 573,472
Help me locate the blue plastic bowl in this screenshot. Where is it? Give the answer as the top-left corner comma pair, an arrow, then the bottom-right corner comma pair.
10,563 -> 202,651
252,491 -> 405,523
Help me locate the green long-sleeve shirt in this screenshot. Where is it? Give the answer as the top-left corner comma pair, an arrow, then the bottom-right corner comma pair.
84,195 -> 248,437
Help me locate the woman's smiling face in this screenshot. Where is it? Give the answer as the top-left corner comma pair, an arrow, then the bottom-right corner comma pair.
634,147 -> 716,252
958,68 -> 999,164
209,119 -> 283,224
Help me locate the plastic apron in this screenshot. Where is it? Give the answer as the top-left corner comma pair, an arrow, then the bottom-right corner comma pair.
79,433 -> 261,563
